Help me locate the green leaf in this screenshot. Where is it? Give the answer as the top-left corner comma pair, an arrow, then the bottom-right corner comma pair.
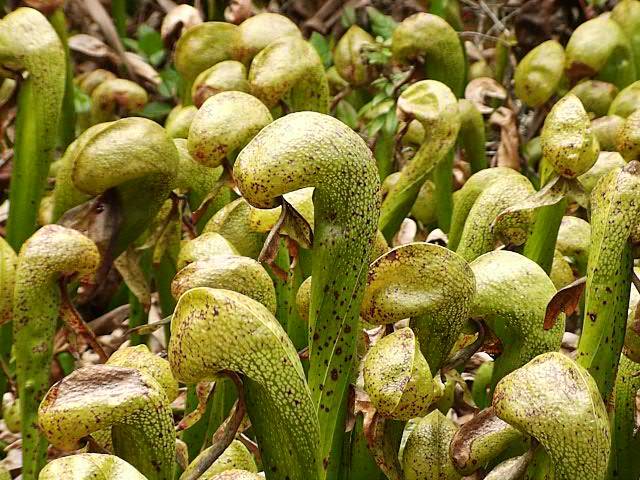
138,101 -> 173,121
158,66 -> 183,99
149,50 -> 166,67
335,100 -> 358,129
123,37 -> 139,52
366,7 -> 397,39
309,32 -> 333,69
367,114 -> 386,137
341,6 -> 357,28
137,24 -> 164,58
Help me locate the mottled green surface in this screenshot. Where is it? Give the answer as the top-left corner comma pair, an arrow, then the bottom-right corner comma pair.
169,288 -> 321,480
0,237 -> 16,325
470,251 -> 564,387
541,94 -> 600,178
616,109 -> 640,161
89,78 -> 148,125
39,453 -> 146,480
210,470 -> 262,480
51,117 -> 179,256
176,232 -> 238,270
514,40 -> 565,107
458,98 -> 487,172
611,0 -> 640,82
39,365 -> 175,480
379,80 -> 460,238
192,440 -> 257,479
0,8 -> 66,249
608,80 -> 640,118
591,116 -> 625,151
570,80 -> 618,118
249,36 -> 329,113
361,243 -> 475,372
456,173 -> 534,261
173,138 -> 224,200
203,199 -> 265,259
188,91 -> 272,168
565,16 -> 636,89
550,249 -> 574,289
238,12 -> 300,62
555,216 -> 591,274
609,354 -> 640,479
191,61 -> 250,107
13,225 -> 99,479
493,352 -> 610,480
172,256 -> 277,313
234,112 -> 378,472
578,151 -> 626,193
448,167 -> 520,250
402,410 -> 461,480
577,162 -> 640,397
165,106 -> 197,139
363,328 -> 435,420
391,13 -> 465,97
334,25 -> 376,87
174,22 -> 242,86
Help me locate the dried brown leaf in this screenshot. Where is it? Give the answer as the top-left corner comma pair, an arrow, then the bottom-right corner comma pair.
465,77 -> 507,114
490,106 -> 520,170
544,276 -> 586,330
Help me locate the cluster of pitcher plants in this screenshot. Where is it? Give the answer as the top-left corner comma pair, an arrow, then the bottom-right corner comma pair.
0,0 -> 640,479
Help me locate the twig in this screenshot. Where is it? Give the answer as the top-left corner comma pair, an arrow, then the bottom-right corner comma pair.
179,372 -> 246,480
59,278 -> 108,362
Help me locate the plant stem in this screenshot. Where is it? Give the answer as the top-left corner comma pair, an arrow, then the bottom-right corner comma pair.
6,81 -> 41,250
49,8 -> 75,148
128,290 -> 147,346
111,0 -> 127,38
433,149 -> 455,233
523,198 -> 567,275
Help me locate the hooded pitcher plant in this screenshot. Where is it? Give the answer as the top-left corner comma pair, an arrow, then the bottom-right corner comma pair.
40,453 -> 147,479
611,0 -> 640,79
0,238 -> 16,400
378,80 -> 460,239
0,7 -> 65,250
576,161 -> 640,398
237,12 -> 301,62
518,93 -> 599,274
169,288 -> 321,480
565,16 -> 636,90
51,117 -> 179,258
469,250 -> 564,391
248,36 -> 330,114
514,40 -> 565,107
233,112 -> 380,473
450,406 -> 525,476
493,352 -> 611,479
448,167 -> 522,251
38,365 -> 175,480
89,78 -> 148,125
455,171 -> 535,262
12,225 -> 100,479
191,61 -> 250,108
391,13 -> 466,97
333,25 -> 377,87
174,22 -> 243,102
187,91 -> 273,169
360,242 -> 476,373
608,80 -> 640,119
